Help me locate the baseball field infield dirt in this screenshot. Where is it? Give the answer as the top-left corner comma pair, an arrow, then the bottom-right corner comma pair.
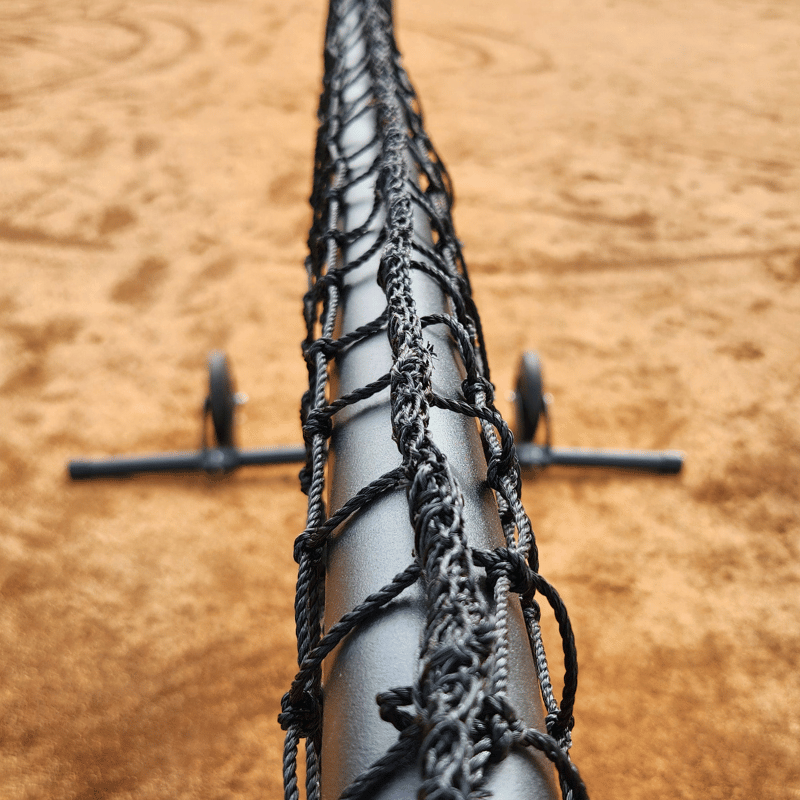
1,1 -> 798,797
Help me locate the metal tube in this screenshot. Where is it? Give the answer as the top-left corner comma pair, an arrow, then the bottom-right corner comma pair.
68,445 -> 306,479
319,5 -> 559,799
68,451 -> 207,479
517,444 -> 684,474
236,446 -> 307,466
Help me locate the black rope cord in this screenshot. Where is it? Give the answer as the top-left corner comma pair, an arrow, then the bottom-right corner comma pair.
282,1 -> 587,798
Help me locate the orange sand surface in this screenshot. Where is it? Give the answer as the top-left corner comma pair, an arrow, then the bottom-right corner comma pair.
1,1 -> 799,798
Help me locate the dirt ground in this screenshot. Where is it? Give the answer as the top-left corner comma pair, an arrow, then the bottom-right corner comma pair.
1,0 -> 798,798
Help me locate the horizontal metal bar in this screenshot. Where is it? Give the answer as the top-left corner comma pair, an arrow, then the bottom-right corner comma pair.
68,445 -> 306,479
236,445 -> 306,466
69,451 -> 208,479
69,443 -> 682,478
517,443 -> 684,474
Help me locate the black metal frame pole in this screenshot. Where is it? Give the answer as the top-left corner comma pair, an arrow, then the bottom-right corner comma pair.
318,5 -> 559,799
68,442 -> 681,479
517,443 -> 684,474
67,445 -> 306,479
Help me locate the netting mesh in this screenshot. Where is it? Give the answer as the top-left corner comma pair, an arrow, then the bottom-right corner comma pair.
279,1 -> 587,798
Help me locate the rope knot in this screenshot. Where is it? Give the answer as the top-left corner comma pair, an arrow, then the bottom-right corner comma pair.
278,689 -> 322,737
546,712 -> 575,749
485,428 -> 521,492
461,375 -> 494,405
474,547 -> 536,600
292,530 -> 324,563
486,696 -> 516,762
303,336 -> 339,362
377,686 -> 415,732
303,406 -> 333,442
298,462 -> 312,496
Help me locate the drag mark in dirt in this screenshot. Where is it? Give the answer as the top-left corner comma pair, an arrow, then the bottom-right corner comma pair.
763,249 -> 800,283
0,5 -> 201,104
0,219 -> 109,249
1,316 -> 83,395
403,20 -> 552,77
522,245 -> 800,274
692,431 -> 800,530
35,641 -> 291,800
109,255 -> 170,308
97,205 -> 138,237
577,631 -> 800,797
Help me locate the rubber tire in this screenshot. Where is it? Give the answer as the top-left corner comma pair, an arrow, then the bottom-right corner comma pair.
515,351 -> 545,443
207,351 -> 236,448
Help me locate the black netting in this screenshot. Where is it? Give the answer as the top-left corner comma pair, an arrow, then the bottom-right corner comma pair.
279,1 -> 587,798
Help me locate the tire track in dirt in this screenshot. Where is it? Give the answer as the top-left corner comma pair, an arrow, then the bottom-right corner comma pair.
0,5 -> 201,106
402,21 -> 553,76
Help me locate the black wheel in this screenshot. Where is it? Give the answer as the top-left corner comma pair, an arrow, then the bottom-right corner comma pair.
514,351 -> 545,442
207,351 -> 236,448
